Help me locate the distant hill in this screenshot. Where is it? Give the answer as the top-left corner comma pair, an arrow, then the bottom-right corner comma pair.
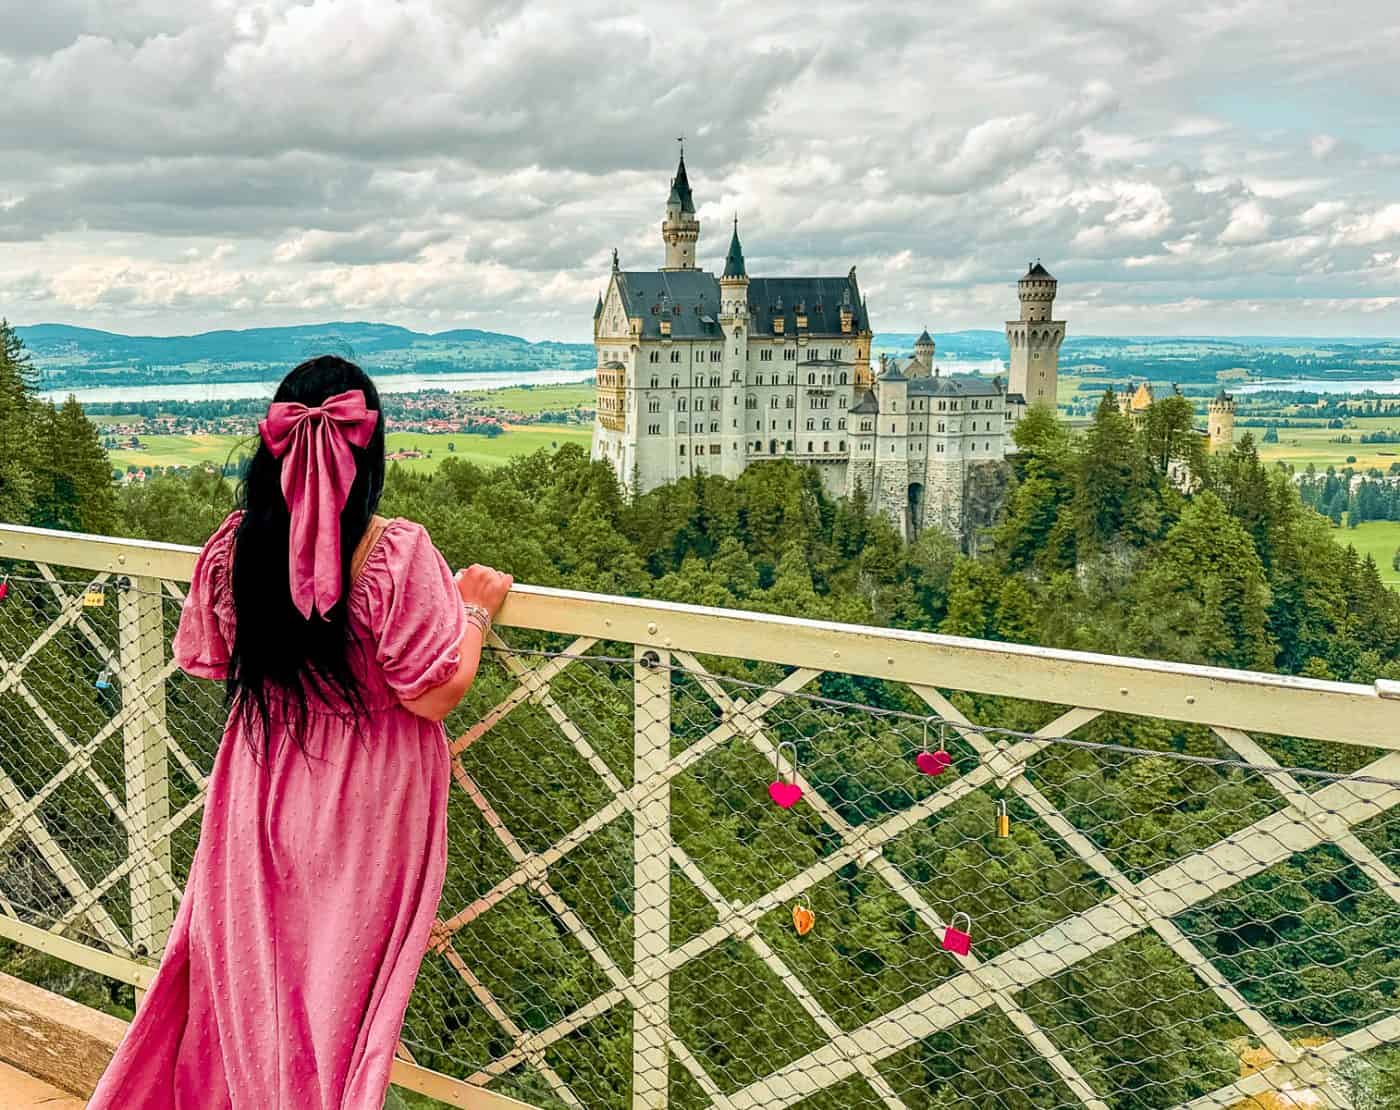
18,321 -> 1400,392
17,322 -> 595,390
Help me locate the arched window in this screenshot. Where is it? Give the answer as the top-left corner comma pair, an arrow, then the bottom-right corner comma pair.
808,372 -> 816,385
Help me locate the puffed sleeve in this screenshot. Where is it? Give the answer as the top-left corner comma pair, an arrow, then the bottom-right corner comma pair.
356,520 -> 467,702
173,511 -> 242,680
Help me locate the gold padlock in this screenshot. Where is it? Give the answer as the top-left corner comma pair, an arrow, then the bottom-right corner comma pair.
996,799 -> 1010,839
81,584 -> 106,609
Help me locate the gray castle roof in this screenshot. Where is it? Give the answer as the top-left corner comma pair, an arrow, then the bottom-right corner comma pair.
907,374 -> 1003,398
615,269 -> 869,340
916,328 -> 933,345
1023,261 -> 1055,280
851,391 -> 880,415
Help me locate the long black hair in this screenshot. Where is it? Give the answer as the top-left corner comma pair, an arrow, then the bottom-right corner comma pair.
228,355 -> 386,750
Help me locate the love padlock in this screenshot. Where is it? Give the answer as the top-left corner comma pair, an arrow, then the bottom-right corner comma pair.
82,583 -> 106,608
915,719 -> 952,776
942,912 -> 973,956
792,903 -> 815,936
996,799 -> 1010,838
0,575 -> 9,602
768,740 -> 803,809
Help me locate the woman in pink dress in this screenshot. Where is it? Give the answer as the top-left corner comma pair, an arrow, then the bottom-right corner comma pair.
89,355 -> 512,1109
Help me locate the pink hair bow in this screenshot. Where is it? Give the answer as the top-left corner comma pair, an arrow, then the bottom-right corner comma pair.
258,389 -> 379,619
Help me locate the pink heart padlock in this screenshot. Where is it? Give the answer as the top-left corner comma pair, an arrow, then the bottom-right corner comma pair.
0,577 -> 8,602
769,781 -> 803,808
769,740 -> 803,810
942,912 -> 973,956
915,750 -> 952,776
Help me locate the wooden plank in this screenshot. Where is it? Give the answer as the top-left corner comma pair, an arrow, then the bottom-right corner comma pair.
0,971 -> 124,1097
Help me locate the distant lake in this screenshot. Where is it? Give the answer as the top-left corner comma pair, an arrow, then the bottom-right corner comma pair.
1234,378 -> 1400,396
42,367 -> 596,405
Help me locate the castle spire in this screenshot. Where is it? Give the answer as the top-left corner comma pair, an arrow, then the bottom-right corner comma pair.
722,217 -> 747,279
661,140 -> 699,269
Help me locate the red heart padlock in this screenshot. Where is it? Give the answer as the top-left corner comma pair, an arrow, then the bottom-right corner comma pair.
942,912 -> 973,956
0,576 -> 8,602
916,719 -> 952,776
769,741 -> 803,809
768,781 -> 803,809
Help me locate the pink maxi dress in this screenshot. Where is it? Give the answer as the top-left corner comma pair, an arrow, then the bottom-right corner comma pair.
90,511 -> 465,1110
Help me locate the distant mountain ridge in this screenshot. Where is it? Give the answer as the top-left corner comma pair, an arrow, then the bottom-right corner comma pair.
17,321 -> 1400,392
17,321 -> 596,390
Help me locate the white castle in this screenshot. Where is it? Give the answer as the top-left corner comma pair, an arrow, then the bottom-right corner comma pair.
591,150 -> 1066,539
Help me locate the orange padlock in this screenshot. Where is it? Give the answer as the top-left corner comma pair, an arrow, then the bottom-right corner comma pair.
792,903 -> 815,936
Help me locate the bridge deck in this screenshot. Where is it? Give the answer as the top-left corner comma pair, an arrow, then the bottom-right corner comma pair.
0,1061 -> 85,1109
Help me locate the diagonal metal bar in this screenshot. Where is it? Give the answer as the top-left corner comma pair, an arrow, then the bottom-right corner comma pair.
915,686 -> 1300,1064
719,750 -> 1400,1109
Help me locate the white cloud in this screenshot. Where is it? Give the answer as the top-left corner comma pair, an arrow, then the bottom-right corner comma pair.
0,0 -> 1396,337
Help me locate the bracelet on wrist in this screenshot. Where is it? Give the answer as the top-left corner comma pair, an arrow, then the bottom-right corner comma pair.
462,601 -> 492,635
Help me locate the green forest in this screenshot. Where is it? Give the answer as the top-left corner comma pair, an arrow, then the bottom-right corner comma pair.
4,321 -> 1400,1108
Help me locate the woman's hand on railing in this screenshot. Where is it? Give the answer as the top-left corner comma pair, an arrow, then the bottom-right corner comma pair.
455,564 -> 513,623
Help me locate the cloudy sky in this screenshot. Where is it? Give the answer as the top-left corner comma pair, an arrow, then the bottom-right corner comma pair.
1,0 -> 1397,340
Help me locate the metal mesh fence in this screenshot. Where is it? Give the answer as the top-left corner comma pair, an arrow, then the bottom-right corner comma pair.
3,560 -> 1400,1108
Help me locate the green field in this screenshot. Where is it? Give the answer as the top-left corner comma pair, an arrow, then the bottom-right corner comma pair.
1335,519 -> 1400,585
1250,417 -> 1400,473
108,426 -> 594,475
463,383 -> 595,413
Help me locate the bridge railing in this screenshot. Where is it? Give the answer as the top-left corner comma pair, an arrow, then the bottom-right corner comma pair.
3,521 -> 1400,1109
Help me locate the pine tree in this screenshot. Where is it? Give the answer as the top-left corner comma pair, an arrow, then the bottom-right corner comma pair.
0,320 -> 40,524
1073,390 -> 1147,553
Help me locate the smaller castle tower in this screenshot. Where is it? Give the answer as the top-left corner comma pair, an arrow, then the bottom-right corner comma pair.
719,219 -> 750,477
913,328 -> 935,377
1006,262 -> 1065,410
1208,389 -> 1236,452
661,145 -> 699,270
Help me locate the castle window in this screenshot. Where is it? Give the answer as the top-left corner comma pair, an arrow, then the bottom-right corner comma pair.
710,444 -> 721,455
711,351 -> 721,362
760,349 -> 773,362
970,442 -> 975,452
784,349 -> 796,361
938,422 -> 944,432
806,418 -> 815,430
786,396 -> 794,409
711,375 -> 720,387
807,349 -> 818,361
648,423 -> 661,435
839,441 -> 844,451
650,376 -> 659,388
823,441 -> 830,452
839,372 -> 847,385
649,351 -> 659,363
889,444 -> 894,453
808,441 -> 814,452
950,401 -> 958,411
678,398 -> 687,412
771,374 -> 780,386
787,374 -> 795,385
671,376 -> 679,387
671,351 -> 680,363
786,440 -> 793,451
829,348 -> 839,360
838,419 -> 846,430
679,444 -> 686,456
822,418 -> 830,430
839,397 -> 846,409
937,443 -> 944,452
986,442 -> 991,451
770,397 -> 779,409
711,422 -> 719,433
648,399 -> 660,413
808,372 -> 816,385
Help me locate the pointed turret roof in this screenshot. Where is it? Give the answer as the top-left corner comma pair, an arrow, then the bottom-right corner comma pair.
1215,388 -> 1232,403
916,328 -> 933,346
668,151 -> 696,214
723,218 -> 747,279
593,291 -> 603,319
1023,260 -> 1055,280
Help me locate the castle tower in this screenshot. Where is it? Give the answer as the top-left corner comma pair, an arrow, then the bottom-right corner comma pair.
1005,261 -> 1065,409
719,219 -> 750,477
661,146 -> 699,270
1208,389 -> 1236,452
913,328 -> 935,376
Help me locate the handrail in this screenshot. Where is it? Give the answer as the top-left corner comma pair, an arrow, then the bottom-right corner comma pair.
2,521 -> 1397,747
